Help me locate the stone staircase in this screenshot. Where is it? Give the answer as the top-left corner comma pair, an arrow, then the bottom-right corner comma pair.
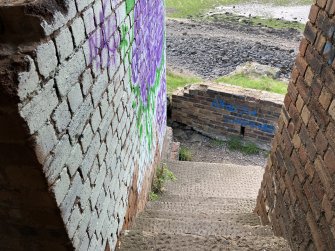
117,161 -> 290,250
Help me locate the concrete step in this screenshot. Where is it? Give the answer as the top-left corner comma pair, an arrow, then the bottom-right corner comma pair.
164,161 -> 264,199
146,196 -> 256,215
132,216 -> 273,238
117,231 -> 291,251
117,161 -> 291,250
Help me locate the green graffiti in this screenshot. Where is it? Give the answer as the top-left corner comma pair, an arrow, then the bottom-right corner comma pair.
125,0 -> 135,14
120,1 -> 165,150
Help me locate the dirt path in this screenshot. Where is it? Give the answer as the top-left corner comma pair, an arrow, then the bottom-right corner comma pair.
167,18 -> 302,79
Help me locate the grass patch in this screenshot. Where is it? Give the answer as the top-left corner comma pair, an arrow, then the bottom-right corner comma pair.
211,139 -> 225,147
216,73 -> 288,94
208,13 -> 305,31
251,16 -> 305,31
150,163 -> 177,201
167,70 -> 202,95
179,146 -> 193,161
227,137 -> 261,155
166,0 -> 313,18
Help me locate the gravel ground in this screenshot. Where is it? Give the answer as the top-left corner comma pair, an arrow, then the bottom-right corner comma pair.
172,124 -> 268,167
167,18 -> 302,79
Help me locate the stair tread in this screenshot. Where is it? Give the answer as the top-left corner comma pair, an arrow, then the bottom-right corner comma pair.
117,231 -> 291,251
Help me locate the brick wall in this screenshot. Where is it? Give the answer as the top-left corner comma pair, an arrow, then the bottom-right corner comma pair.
0,0 -> 166,250
256,1 -> 335,250
172,83 -> 284,147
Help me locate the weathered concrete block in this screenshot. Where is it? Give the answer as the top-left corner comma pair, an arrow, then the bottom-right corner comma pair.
35,40 -> 58,78
55,27 -> 74,62
20,79 -> 58,133
68,82 -> 84,113
52,100 -> 72,133
71,17 -> 86,47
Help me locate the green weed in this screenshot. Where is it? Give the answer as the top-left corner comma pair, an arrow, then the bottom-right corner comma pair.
179,146 -> 193,161
227,136 -> 261,155
216,73 -> 288,94
211,139 -> 225,147
150,163 -> 177,201
167,70 -> 202,95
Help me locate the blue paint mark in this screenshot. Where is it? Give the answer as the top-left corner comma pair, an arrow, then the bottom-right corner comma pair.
224,116 -> 275,134
212,97 -> 257,116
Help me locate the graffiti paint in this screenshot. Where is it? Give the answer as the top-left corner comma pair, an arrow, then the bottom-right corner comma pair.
212,97 -> 257,116
89,0 -> 119,69
223,116 -> 275,134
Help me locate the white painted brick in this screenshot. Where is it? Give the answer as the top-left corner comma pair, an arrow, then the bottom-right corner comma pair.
90,162 -> 106,208
68,95 -> 94,142
79,178 -> 92,210
68,82 -> 84,113
75,0 -> 94,12
93,0 -> 103,25
66,204 -> 81,239
92,70 -> 109,107
82,7 -> 96,35
60,171 -> 83,222
89,158 -> 100,185
99,103 -> 114,140
17,56 -> 40,100
99,92 -> 109,117
80,123 -> 94,153
81,69 -> 93,97
98,142 -> 107,164
73,207 -> 91,249
115,2 -> 126,27
34,123 -> 57,164
44,135 -> 72,185
20,79 -> 58,133
52,167 -> 71,206
87,211 -> 98,238
67,143 -> 83,177
52,100 -> 71,133
71,17 -> 86,47
35,40 -> 58,78
91,107 -> 102,133
55,27 -> 74,62
55,49 -> 86,97
81,133 -> 100,179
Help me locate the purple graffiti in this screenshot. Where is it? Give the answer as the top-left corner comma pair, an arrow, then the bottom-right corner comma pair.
131,0 -> 165,105
156,69 -> 167,137
89,0 -> 119,69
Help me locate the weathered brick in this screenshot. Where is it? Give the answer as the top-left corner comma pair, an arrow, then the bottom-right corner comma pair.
60,172 -> 83,223
68,83 -> 84,113
91,107 -> 102,133
71,17 -> 86,47
20,79 -> 58,133
55,49 -> 86,97
35,40 -> 58,78
329,99 -> 335,121
80,69 -> 93,96
324,148 -> 335,174
66,205 -> 81,239
81,133 -> 100,179
80,123 -> 94,153
315,131 -> 328,155
304,22 -> 317,44
44,135 -> 72,185
319,87 -> 332,110
17,56 -> 40,100
309,5 -> 320,24
92,70 -> 109,107
68,95 -> 94,142
66,143 -> 83,177
55,27 -> 74,62
34,123 -> 57,164
52,100 -> 72,133
301,106 -> 311,125
52,167 -> 71,206
82,7 -> 96,35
